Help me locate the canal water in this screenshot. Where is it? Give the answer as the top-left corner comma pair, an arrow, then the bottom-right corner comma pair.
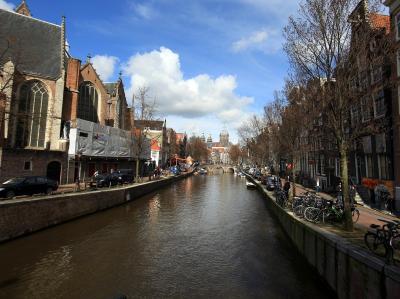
0,174 -> 334,299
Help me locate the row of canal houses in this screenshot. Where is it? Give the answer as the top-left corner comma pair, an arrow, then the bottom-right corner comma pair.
0,2 -> 174,184
291,0 -> 400,209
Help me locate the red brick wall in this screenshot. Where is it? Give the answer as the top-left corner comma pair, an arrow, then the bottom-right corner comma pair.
0,148 -> 67,184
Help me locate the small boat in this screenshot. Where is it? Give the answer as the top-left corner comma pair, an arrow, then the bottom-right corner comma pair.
246,180 -> 256,189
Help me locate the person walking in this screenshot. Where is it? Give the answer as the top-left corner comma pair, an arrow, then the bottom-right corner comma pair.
283,177 -> 291,200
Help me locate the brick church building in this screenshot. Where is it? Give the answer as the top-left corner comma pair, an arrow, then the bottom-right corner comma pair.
0,1 -> 140,184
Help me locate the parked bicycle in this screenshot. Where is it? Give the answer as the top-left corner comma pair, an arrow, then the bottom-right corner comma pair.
303,199 -> 360,224
364,218 -> 400,264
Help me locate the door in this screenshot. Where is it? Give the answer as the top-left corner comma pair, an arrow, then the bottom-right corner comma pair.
88,163 -> 96,177
47,161 -> 61,183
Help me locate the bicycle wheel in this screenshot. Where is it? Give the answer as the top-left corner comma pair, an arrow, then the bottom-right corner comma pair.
364,232 -> 386,257
294,205 -> 304,217
304,207 -> 320,223
352,208 -> 360,223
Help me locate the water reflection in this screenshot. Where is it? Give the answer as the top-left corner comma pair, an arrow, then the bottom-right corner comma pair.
0,175 -> 334,299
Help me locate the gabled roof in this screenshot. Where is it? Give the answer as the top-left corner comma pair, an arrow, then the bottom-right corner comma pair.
15,0 -> 31,16
0,8 -> 62,79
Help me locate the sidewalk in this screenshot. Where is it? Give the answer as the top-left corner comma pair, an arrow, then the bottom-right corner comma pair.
290,181 -> 399,232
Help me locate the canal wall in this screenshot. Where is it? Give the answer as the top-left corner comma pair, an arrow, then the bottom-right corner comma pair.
246,175 -> 400,299
0,173 -> 192,243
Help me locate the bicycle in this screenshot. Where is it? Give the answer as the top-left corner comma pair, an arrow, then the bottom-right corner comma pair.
364,218 -> 400,264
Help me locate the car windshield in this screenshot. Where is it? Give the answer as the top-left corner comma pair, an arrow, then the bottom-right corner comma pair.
3,177 -> 25,184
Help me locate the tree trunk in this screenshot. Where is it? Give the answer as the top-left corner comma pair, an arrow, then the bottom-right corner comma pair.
291,153 -> 296,198
135,159 -> 140,183
340,142 -> 353,231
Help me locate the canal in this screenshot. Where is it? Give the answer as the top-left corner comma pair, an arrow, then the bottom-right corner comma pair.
0,174 -> 334,299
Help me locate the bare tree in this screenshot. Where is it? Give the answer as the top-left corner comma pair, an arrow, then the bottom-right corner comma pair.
228,144 -> 242,165
133,86 -> 161,182
186,136 -> 208,162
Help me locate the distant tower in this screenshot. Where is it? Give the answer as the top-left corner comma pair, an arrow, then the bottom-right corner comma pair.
200,133 -> 206,143
220,129 -> 229,147
207,134 -> 212,143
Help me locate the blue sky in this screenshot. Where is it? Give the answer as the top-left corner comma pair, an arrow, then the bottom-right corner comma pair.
2,0 -> 300,142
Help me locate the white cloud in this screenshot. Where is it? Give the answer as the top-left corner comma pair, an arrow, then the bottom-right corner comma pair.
132,3 -> 154,19
232,28 -> 281,54
123,47 -> 253,126
91,55 -> 119,82
0,0 -> 15,11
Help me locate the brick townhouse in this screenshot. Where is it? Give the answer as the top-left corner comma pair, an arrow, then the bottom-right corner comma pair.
384,0 -> 400,208
346,1 -> 394,207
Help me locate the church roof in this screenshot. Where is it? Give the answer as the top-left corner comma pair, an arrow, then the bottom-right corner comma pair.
0,8 -> 62,79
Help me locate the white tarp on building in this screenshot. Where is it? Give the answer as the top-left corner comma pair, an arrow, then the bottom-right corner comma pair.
68,119 -> 136,158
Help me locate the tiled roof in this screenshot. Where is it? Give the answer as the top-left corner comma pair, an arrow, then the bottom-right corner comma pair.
0,9 -> 62,79
369,13 -> 390,34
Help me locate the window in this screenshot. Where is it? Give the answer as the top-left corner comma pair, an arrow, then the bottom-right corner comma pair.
37,177 -> 46,183
16,81 -> 49,148
23,161 -> 31,170
361,96 -> 372,122
397,13 -> 400,40
378,154 -> 391,180
350,104 -> 359,126
335,158 -> 341,177
78,82 -> 99,123
375,133 -> 386,153
371,65 -> 382,84
362,136 -> 372,154
373,90 -> 385,118
365,155 -> 374,178
359,71 -> 369,90
350,76 -> 359,91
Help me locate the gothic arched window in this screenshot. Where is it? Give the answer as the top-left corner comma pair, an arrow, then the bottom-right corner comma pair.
78,82 -> 99,122
16,81 -> 49,148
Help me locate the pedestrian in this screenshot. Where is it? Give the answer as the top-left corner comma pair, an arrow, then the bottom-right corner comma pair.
283,179 -> 290,199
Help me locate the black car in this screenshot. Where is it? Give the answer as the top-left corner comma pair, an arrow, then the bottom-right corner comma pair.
114,169 -> 134,184
266,176 -> 279,191
93,173 -> 120,188
0,176 -> 58,199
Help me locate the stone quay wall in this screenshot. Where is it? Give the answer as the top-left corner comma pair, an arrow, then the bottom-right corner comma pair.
246,174 -> 400,299
0,173 -> 192,243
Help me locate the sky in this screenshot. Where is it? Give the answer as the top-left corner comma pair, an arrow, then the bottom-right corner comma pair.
1,0 -> 301,143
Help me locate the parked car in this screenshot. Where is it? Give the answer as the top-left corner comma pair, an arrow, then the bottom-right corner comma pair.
266,176 -> 279,191
114,169 -> 134,184
0,176 -> 58,199
93,173 -> 120,188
